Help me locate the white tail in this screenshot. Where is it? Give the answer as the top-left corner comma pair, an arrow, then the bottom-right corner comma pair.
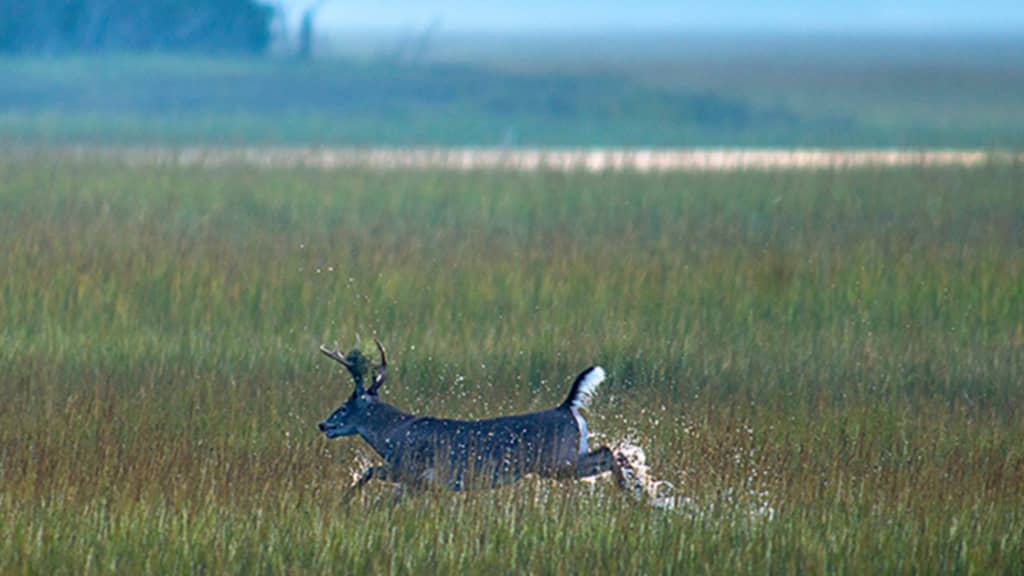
562,365 -> 605,410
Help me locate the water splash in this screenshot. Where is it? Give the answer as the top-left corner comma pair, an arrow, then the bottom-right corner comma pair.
603,436 -> 682,510
349,453 -> 376,485
597,434 -> 775,521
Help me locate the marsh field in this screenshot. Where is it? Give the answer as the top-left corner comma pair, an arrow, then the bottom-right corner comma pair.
0,154 -> 1022,573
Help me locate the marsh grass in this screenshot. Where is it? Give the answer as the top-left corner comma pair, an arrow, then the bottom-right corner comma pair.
1,156 -> 1022,573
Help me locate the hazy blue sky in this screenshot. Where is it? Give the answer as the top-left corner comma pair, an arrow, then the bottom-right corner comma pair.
284,1 -> 1024,34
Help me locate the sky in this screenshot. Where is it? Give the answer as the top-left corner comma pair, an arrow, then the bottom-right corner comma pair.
281,1 -> 1024,35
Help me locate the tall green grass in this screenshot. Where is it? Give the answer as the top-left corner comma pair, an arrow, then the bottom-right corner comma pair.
1,156 -> 1022,573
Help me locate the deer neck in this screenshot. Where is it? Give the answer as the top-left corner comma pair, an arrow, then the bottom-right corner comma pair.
356,401 -> 414,460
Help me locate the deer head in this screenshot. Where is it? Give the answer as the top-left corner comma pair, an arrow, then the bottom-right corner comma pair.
317,339 -> 388,438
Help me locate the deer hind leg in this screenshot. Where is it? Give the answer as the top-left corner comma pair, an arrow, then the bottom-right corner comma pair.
574,446 -> 626,489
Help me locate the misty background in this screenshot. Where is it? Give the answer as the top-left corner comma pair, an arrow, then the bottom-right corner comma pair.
302,0 -> 1024,33
1,0 -> 1022,147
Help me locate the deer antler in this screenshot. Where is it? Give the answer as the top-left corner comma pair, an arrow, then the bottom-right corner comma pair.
367,338 -> 387,395
319,342 -> 353,367
320,342 -> 366,394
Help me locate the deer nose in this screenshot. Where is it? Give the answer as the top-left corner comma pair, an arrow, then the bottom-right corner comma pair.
318,421 -> 329,432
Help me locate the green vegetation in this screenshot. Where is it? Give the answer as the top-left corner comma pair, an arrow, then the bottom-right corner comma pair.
2,45 -> 1024,147
1,155 -> 1022,573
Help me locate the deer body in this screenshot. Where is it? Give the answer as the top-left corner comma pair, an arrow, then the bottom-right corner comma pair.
317,341 -> 622,492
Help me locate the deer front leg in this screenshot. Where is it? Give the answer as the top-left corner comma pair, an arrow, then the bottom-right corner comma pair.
357,465 -> 390,485
575,446 -> 626,488
344,465 -> 391,499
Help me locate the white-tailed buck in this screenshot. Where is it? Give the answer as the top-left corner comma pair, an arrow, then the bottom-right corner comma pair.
317,339 -> 625,493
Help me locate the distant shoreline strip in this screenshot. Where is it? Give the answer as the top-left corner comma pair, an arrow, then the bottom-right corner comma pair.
20,147 -> 1024,172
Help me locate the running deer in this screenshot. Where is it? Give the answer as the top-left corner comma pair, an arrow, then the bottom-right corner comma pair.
317,339 -> 625,493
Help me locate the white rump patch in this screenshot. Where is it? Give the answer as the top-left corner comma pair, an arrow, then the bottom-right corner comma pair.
571,407 -> 589,454
570,366 -> 605,410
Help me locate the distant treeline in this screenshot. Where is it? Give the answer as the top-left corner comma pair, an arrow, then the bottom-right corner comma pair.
2,54 -> 1021,147
0,0 -> 273,54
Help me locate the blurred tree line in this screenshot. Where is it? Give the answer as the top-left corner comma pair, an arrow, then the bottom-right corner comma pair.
0,0 -> 273,54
